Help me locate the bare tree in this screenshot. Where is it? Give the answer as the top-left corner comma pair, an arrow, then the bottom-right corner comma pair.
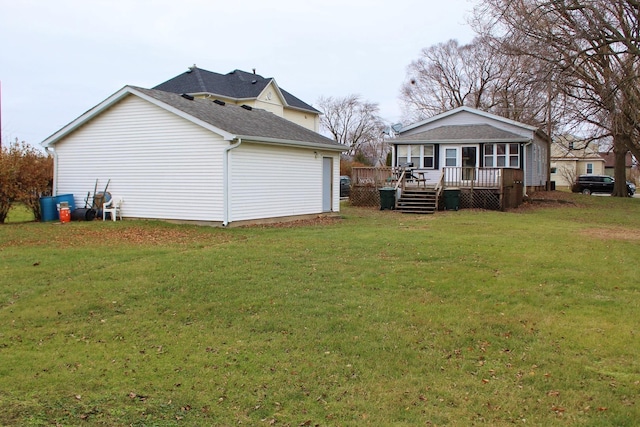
400,37 -> 562,128
473,0 -> 640,196
557,164 -> 578,188
317,95 -> 386,163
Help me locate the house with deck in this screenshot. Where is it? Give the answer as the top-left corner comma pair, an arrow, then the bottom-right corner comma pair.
352,107 -> 550,213
41,86 -> 345,226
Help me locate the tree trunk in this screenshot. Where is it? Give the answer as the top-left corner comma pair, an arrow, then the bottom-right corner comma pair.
612,135 -> 630,197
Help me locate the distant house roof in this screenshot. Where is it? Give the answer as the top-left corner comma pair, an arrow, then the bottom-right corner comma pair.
153,67 -> 320,114
42,86 -> 343,151
393,124 -> 529,144
599,151 -> 634,168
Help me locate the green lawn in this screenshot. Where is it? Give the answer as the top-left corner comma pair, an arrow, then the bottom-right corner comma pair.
1,194 -> 639,426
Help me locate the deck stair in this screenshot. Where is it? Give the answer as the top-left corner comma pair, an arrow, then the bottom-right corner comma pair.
395,188 -> 438,214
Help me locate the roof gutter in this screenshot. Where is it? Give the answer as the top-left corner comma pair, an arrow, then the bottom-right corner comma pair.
392,137 -> 531,145
236,135 -> 346,152
223,137 -> 242,226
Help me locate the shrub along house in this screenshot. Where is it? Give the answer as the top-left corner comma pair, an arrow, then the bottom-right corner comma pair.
361,107 -> 549,212
41,86 -> 345,226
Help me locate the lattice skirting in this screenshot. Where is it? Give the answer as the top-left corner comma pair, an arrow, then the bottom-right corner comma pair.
459,189 -> 501,210
350,186 -> 380,207
352,187 -> 503,211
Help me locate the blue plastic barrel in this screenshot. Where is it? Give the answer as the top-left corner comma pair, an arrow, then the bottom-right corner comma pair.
40,196 -> 58,221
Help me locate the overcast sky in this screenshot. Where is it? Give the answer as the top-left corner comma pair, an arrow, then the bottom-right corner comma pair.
0,0 -> 476,147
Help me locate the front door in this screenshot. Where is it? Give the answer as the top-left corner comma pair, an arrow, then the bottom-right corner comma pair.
462,146 -> 477,181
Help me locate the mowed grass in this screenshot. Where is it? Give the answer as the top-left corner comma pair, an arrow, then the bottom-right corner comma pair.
1,194 -> 639,426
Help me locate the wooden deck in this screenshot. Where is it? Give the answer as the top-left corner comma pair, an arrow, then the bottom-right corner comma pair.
350,167 -> 524,211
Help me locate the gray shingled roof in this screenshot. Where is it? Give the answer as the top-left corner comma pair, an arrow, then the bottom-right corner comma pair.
394,124 -> 528,143
132,87 -> 342,149
153,67 -> 320,113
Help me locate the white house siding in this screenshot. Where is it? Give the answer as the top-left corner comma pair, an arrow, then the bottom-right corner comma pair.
54,96 -> 227,221
525,136 -> 549,189
229,143 -> 339,222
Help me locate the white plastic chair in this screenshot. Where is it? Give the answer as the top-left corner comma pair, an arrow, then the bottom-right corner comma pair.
103,197 -> 124,221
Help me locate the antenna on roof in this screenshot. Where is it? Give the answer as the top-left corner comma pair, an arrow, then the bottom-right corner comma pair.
383,123 -> 403,138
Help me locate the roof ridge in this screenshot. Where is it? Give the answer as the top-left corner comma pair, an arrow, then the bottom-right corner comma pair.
192,67 -> 207,92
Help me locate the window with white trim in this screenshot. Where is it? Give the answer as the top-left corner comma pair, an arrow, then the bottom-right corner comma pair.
586,163 -> 593,174
396,145 -> 419,166
483,143 -> 520,168
445,148 -> 457,167
396,144 -> 435,168
423,145 -> 434,168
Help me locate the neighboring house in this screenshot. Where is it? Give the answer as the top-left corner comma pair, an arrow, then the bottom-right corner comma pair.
392,106 -> 550,193
154,66 -> 321,132
41,86 -> 345,226
599,151 -> 634,178
550,137 -> 605,188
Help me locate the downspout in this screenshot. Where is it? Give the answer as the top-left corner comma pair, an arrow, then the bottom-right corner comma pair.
223,138 -> 242,226
523,140 -> 532,197
45,146 -> 58,195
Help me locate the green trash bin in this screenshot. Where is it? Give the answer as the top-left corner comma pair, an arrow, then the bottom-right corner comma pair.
379,187 -> 396,210
443,188 -> 460,211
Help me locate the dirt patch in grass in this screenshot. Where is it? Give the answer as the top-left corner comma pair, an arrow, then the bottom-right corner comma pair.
511,191 -> 581,212
580,227 -> 640,241
76,226 -> 230,246
4,225 -> 237,248
240,214 -> 343,229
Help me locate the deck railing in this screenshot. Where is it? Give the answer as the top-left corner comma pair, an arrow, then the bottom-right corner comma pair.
350,167 -> 524,210
442,167 -> 503,188
352,167 -> 523,189
351,167 -> 393,187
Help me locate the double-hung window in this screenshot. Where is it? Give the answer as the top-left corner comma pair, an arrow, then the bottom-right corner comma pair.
396,145 -> 435,168
445,148 -> 457,167
396,145 -> 419,166
423,145 -> 435,168
483,143 -> 520,168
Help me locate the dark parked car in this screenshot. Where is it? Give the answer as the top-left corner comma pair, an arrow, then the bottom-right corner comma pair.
340,175 -> 351,198
571,174 -> 635,196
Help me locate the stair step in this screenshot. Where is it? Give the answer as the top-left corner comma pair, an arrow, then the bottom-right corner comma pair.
394,188 -> 440,214
398,210 -> 436,214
